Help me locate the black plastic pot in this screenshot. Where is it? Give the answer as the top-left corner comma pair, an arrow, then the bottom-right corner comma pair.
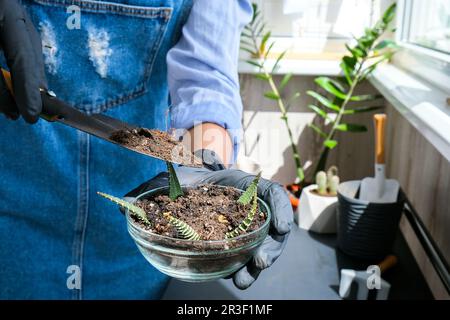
337,181 -> 405,261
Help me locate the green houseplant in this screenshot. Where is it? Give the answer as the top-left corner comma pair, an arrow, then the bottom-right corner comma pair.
296,166 -> 340,234
241,3 -> 305,184
308,3 -> 398,174
98,162 -> 265,241
97,162 -> 271,282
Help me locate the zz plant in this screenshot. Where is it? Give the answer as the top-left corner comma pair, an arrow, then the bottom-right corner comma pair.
241,3 -> 305,183
98,162 -> 263,241
308,4 -> 398,174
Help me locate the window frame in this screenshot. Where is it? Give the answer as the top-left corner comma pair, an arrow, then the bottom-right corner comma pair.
395,0 -> 450,92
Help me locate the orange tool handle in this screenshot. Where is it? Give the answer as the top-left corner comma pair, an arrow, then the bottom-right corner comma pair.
378,254 -> 398,273
374,114 -> 386,164
1,68 -> 13,93
1,68 -> 59,122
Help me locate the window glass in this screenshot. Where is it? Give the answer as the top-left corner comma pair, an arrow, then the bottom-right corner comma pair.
408,0 -> 450,54
252,0 -> 379,39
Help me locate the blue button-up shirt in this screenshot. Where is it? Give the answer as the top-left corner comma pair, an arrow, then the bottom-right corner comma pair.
168,0 -> 253,160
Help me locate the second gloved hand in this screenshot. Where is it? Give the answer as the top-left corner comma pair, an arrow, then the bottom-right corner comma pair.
0,0 -> 47,123
125,150 -> 293,290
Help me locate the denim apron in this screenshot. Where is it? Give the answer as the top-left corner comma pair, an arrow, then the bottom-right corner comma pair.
0,0 -> 193,299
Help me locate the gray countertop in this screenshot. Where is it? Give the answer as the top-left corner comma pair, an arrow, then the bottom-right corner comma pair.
162,226 -> 433,300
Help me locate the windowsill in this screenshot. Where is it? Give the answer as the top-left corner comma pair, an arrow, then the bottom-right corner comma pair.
238,58 -> 342,76
369,64 -> 450,162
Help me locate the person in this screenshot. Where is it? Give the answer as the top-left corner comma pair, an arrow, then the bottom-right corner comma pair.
0,0 -> 292,299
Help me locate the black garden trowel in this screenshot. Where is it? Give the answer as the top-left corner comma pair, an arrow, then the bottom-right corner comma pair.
1,69 -> 201,167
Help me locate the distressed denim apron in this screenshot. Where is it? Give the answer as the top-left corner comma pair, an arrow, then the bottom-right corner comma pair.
0,0 -> 193,299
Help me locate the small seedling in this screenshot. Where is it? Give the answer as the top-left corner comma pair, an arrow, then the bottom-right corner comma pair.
163,212 -> 201,241
226,173 -> 261,239
98,167 -> 265,241
97,191 -> 151,226
167,161 -> 184,200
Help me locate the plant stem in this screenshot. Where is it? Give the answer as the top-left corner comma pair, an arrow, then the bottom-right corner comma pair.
250,30 -> 305,182
267,75 -> 305,182
314,59 -> 366,174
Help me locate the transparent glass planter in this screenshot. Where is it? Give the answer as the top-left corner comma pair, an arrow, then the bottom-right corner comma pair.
126,186 -> 271,282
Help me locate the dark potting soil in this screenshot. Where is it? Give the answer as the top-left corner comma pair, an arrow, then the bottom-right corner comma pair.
110,128 -> 202,167
133,185 -> 267,241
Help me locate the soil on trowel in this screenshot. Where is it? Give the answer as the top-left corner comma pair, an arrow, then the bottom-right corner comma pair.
110,128 -> 202,167
133,185 -> 267,241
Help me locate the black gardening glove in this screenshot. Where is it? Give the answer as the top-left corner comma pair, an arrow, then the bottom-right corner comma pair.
125,150 -> 293,289
0,0 -> 47,123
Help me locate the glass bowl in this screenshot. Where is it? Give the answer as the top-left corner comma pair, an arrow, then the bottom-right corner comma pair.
126,185 -> 271,282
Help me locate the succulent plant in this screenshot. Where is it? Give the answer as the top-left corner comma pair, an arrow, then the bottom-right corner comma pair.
167,161 -> 183,200
315,166 -> 340,196
237,172 -> 261,205
98,166 -> 265,241
97,192 -> 151,226
316,171 -> 328,195
327,166 -> 338,188
164,212 -> 201,241
329,175 -> 340,196
226,173 -> 261,239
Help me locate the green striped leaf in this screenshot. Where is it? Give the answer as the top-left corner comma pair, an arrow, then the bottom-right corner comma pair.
238,173 -> 261,205
97,192 -> 150,226
166,215 -> 201,240
227,191 -> 259,239
167,162 -> 184,201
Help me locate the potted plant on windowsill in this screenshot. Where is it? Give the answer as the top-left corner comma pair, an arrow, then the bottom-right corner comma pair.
97,163 -> 270,282
240,3 -> 398,212
295,166 -> 339,234
240,3 -> 307,209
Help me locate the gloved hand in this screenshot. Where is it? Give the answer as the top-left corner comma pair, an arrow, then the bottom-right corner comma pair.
0,0 -> 47,123
125,150 -> 293,289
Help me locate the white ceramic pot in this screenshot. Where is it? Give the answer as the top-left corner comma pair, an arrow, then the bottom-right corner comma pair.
295,184 -> 338,234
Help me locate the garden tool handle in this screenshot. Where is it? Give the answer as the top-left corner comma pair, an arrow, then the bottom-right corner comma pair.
374,114 -> 386,164
378,254 -> 397,273
1,68 -> 61,122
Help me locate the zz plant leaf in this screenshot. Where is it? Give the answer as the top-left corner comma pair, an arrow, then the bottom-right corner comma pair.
241,3 -> 305,183
164,213 -> 201,241
166,161 -> 184,201
308,3 -> 397,174
97,192 -> 150,226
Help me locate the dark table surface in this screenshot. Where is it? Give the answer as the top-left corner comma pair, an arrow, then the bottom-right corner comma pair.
162,226 -> 433,300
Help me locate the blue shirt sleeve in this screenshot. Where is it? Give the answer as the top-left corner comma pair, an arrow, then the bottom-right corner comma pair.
167,0 -> 253,162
